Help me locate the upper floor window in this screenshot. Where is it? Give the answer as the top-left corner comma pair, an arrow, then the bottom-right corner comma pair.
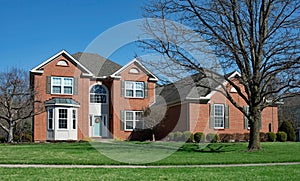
51,77 -> 73,95
125,81 -> 144,98
90,85 -> 108,103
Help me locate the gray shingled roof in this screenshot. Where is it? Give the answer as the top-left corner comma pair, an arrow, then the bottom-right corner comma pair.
45,98 -> 80,106
156,73 -> 225,105
72,52 -> 122,77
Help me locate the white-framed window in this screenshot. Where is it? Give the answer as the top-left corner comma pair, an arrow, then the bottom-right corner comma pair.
214,104 -> 224,128
124,111 -> 144,131
72,109 -> 77,130
47,108 -> 54,130
125,81 -> 144,98
58,109 -> 68,129
90,85 -> 108,103
245,105 -> 250,129
51,77 -> 73,95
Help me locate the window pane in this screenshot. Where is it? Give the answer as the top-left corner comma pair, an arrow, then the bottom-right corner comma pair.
125,121 -> 133,130
72,110 -> 76,129
126,112 -> 134,120
52,77 -> 61,85
58,109 -> 68,129
126,90 -> 133,97
135,121 -> 144,130
64,78 -> 73,86
135,112 -> 143,120
135,82 -> 144,89
125,82 -> 134,89
64,86 -> 72,94
52,86 -> 61,94
48,109 -> 53,130
135,90 -> 143,97
214,105 -> 224,116
215,117 -> 224,127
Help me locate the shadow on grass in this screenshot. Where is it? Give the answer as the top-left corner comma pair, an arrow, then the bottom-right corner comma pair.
178,143 -> 239,153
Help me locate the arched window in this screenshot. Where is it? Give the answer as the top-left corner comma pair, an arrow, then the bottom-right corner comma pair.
90,85 -> 107,103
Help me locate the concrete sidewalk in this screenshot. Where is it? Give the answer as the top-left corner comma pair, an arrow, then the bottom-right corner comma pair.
0,162 -> 299,168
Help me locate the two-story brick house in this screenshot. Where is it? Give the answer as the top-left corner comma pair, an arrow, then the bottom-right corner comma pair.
31,50 -> 278,142
30,50 -> 157,141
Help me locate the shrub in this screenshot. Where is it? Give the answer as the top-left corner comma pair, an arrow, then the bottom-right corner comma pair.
23,133 -> 33,142
243,133 -> 250,141
194,132 -> 205,143
167,132 -> 175,141
277,131 -> 287,142
183,131 -> 193,142
13,134 -> 20,142
206,133 -> 219,143
174,131 -> 184,141
233,133 -> 244,142
0,136 -> 6,143
219,134 -> 233,142
266,132 -> 276,142
260,132 -> 267,142
279,121 -> 296,141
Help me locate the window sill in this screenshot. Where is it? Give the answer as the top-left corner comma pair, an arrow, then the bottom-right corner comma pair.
214,127 -> 225,130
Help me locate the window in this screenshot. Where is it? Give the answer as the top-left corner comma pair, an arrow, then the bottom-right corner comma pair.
245,106 -> 250,129
125,81 -> 144,98
72,110 -> 76,129
214,104 -> 224,128
47,109 -> 53,130
51,77 -> 73,95
58,109 -> 68,129
125,111 -> 144,131
90,85 -> 107,103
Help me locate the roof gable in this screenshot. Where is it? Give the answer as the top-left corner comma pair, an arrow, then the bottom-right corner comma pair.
30,50 -> 93,77
111,58 -> 158,81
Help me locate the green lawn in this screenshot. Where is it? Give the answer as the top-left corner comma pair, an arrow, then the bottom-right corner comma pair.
0,141 -> 299,165
1,165 -> 300,180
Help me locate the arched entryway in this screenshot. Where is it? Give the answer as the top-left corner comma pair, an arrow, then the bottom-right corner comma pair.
89,84 -> 110,137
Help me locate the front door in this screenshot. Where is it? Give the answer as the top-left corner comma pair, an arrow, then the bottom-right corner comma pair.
93,115 -> 108,137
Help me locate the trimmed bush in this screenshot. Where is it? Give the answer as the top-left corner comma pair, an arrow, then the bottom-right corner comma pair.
183,131 -> 193,142
233,133 -> 244,142
260,132 -> 267,142
219,134 -> 233,142
174,131 -> 184,141
194,132 -> 205,143
279,121 -> 296,141
266,132 -> 276,142
243,133 -> 250,141
206,133 -> 219,143
277,131 -> 287,142
167,132 -> 175,141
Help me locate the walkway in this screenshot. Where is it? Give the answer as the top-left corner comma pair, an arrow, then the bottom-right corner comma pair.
0,162 -> 299,168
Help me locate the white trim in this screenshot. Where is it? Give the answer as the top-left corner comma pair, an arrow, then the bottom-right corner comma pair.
30,50 -> 94,77
125,81 -> 145,98
51,77 -> 74,95
124,110 -> 144,131
187,71 -> 241,101
110,58 -> 159,81
213,104 -> 225,129
89,84 -> 109,104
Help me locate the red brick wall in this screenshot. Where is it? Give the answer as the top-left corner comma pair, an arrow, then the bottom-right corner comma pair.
111,63 -> 156,140
32,54 -> 90,141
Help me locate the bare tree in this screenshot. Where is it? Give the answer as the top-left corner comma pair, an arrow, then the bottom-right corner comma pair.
141,0 -> 300,151
0,68 -> 37,143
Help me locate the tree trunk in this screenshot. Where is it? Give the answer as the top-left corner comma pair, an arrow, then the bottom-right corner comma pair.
248,108 -> 261,151
8,126 -> 14,143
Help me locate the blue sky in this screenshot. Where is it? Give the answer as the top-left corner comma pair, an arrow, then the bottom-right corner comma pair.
0,0 -> 146,70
